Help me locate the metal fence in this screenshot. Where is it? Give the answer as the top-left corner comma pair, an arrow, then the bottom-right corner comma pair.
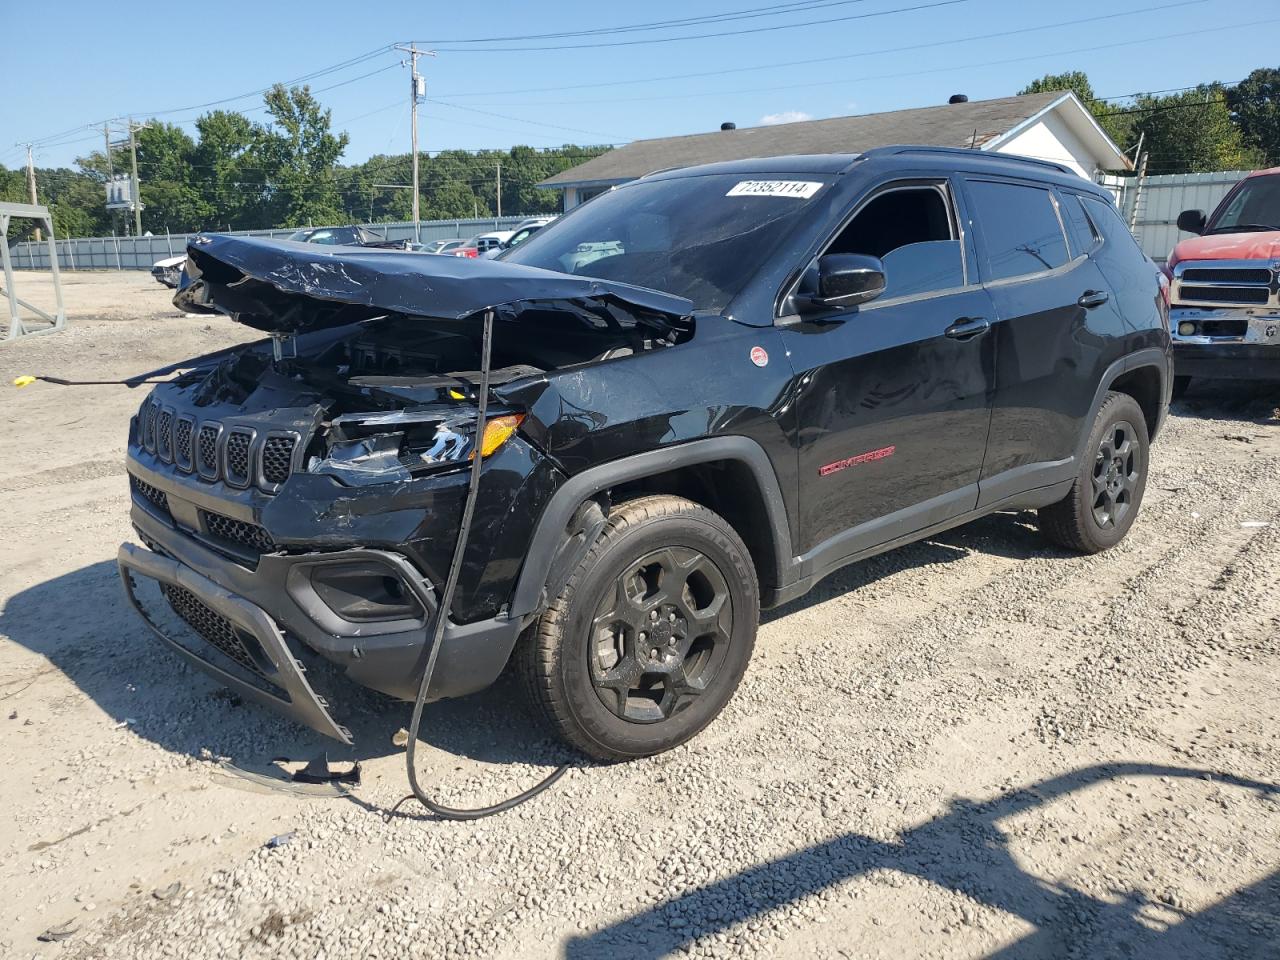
1099,170 -> 1251,263
6,216 -> 529,271
5,170 -> 1263,270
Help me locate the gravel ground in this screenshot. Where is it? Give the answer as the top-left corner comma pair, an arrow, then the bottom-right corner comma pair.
1,270 -> 1278,959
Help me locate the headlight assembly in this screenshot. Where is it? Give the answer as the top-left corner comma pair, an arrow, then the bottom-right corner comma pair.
307,410 -> 525,486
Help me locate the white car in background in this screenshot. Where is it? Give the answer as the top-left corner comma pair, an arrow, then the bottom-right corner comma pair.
150,254 -> 187,289
481,216 -> 558,259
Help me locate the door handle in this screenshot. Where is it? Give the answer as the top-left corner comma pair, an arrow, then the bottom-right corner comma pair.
1078,289 -> 1110,309
944,317 -> 991,340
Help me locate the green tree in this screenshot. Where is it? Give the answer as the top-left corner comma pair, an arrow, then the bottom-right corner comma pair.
251,84 -> 349,227
193,110 -> 257,231
1018,71 -> 1131,146
136,122 -> 210,233
1125,86 -> 1263,173
1228,67 -> 1280,165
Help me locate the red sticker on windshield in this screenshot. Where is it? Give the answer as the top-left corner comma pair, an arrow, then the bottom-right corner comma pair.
750,346 -> 769,367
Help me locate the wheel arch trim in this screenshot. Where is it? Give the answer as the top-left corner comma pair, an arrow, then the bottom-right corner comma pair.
1078,347 -> 1171,462
509,437 -> 794,621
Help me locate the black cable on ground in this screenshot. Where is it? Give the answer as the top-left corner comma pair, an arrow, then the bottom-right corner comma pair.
387,307 -> 571,822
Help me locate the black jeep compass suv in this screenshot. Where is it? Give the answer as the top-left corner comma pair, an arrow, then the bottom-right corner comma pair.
120,147 -> 1171,759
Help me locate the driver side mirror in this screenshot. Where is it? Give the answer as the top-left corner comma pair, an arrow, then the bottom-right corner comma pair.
1176,209 -> 1207,235
801,254 -> 886,312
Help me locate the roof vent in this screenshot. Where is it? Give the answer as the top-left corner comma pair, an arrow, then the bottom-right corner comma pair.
948,94 -> 969,105
720,122 -> 737,131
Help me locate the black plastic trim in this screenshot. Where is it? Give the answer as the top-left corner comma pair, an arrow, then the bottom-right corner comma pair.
508,437 -> 794,620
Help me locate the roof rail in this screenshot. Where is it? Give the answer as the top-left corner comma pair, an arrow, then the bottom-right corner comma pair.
874,145 -> 1074,176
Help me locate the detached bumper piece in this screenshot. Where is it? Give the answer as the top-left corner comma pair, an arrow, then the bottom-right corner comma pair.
117,542 -> 352,743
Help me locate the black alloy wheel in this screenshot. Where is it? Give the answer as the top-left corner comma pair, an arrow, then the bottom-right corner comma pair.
1091,420 -> 1141,530
589,546 -> 733,723
1039,390 -> 1149,554
521,495 -> 758,760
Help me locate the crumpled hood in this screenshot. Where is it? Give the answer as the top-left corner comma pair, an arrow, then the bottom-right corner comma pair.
1170,230 -> 1280,265
174,233 -> 694,332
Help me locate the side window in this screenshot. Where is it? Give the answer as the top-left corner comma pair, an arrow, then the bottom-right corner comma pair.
307,230 -> 337,245
826,185 -> 964,300
1060,193 -> 1101,256
967,180 -> 1069,281
1082,197 -> 1144,256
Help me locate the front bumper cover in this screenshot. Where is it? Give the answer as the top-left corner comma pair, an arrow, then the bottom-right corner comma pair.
119,542 -> 355,743
120,501 -> 524,742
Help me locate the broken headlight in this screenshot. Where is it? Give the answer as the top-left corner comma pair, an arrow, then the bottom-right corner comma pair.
307,410 -> 525,487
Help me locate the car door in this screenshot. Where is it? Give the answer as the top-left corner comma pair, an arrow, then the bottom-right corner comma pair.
960,177 -> 1117,505
777,178 -> 997,564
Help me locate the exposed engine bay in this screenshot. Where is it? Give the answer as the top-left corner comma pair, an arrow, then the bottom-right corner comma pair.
137,232 -> 696,492
161,304 -> 689,489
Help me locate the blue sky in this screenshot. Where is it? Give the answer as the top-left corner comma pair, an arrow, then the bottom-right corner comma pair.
0,0 -> 1271,171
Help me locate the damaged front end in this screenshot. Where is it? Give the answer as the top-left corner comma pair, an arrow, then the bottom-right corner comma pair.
121,235 -> 693,741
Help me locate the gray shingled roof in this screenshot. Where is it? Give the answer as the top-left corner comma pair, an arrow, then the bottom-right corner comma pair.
541,92 -> 1066,189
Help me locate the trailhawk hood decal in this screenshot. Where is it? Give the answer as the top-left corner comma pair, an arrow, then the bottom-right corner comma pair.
173,234 -> 694,332
1170,229 -> 1280,265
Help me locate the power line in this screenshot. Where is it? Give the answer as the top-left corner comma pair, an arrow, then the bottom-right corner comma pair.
429,2 -> 1206,101
424,100 -> 626,141
450,20 -> 1241,109
20,44 -> 396,148
419,0 -> 875,43
427,0 -> 968,52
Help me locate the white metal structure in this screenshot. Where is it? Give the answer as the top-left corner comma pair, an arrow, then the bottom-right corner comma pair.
0,201 -> 66,342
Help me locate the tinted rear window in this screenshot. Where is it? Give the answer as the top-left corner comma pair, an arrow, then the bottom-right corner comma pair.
967,180 -> 1069,281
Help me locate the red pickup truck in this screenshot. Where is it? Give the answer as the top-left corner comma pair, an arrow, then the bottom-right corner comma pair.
1167,167 -> 1280,394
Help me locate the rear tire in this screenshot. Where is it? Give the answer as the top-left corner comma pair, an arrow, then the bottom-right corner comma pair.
519,495 -> 758,761
1038,391 -> 1149,554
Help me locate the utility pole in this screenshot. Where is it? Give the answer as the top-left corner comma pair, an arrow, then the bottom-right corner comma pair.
24,144 -> 41,242
495,161 -> 502,219
103,124 -> 114,177
394,43 -> 436,243
128,119 -> 143,236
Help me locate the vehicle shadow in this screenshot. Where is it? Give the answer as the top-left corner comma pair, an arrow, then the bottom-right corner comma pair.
0,559 -> 566,776
765,509 -> 1066,623
562,762 -> 1280,960
5,509 -> 1063,775
1173,378 -> 1280,422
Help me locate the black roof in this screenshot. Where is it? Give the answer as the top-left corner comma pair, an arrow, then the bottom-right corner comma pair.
641,147 -> 1108,195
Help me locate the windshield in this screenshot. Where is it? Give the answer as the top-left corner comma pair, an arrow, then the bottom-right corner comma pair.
503,174 -> 831,310
1210,174 -> 1280,232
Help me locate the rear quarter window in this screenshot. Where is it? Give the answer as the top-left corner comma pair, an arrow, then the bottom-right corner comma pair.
966,180 -> 1069,282
1060,193 -> 1102,256
1082,197 -> 1144,257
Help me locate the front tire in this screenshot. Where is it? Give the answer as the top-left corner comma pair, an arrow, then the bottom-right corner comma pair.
1038,391 -> 1149,554
520,495 -> 758,761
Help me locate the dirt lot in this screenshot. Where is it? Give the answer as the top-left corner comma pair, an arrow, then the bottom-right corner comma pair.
1,269 -> 1278,959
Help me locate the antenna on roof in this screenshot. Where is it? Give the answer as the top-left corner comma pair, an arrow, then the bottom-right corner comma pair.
720,122 -> 737,131
949,94 -> 969,104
